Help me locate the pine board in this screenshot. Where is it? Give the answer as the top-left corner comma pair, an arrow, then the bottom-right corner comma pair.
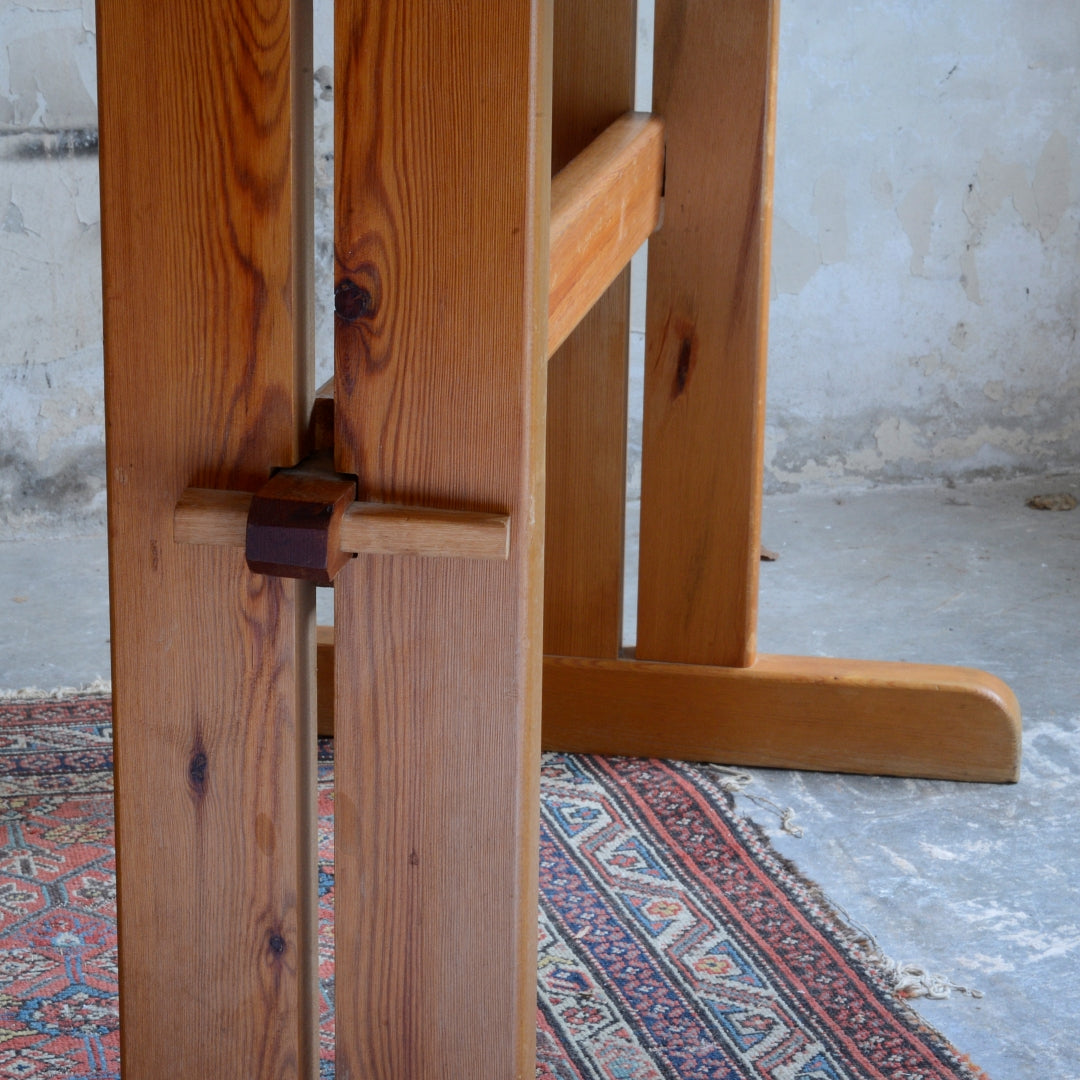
98,1 -> 318,1075
637,0 -> 779,667
332,2 -> 552,1076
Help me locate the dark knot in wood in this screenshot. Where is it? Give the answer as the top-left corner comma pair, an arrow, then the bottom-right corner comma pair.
188,749 -> 208,796
335,277 -> 376,322
673,337 -> 694,398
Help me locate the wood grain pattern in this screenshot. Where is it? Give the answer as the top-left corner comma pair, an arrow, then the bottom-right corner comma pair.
544,0 -> 637,659
332,1 -> 551,1076
637,0 -> 780,667
337,503 -> 510,560
98,1 -> 317,1076
174,487 -> 511,561
313,639 -> 1023,782
542,654 -> 1023,782
548,113 -> 664,356
173,488 -> 255,547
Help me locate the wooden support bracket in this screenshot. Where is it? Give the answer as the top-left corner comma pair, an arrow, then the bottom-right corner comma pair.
312,632 -> 1021,781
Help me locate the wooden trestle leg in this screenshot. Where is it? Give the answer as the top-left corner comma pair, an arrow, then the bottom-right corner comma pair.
99,0 -> 319,1075
331,1 -> 551,1077
540,0 -> 1021,783
637,0 -> 777,669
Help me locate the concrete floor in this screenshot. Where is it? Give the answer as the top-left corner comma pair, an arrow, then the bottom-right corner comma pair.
2,475 -> 1078,1078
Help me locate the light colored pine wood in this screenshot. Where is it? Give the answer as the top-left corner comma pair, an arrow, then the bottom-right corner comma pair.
637,0 -> 780,667
173,488 -> 254,547
312,639 -> 1022,782
174,487 -> 510,560
544,0 -> 637,659
542,653 -> 1022,782
332,1 -> 551,1075
98,1 -> 318,1075
548,113 -> 664,356
339,503 -> 510,560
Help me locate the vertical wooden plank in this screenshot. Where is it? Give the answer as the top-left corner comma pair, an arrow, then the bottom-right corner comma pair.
332,2 -> 551,1078
543,0 -> 637,659
636,0 -> 779,667
98,1 -> 317,1076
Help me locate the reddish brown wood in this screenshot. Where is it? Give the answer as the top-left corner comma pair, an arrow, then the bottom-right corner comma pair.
309,377 -> 336,453
246,461 -> 357,585
316,623 -> 334,739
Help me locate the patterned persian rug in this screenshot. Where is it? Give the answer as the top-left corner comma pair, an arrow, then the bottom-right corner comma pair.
0,695 -> 990,1080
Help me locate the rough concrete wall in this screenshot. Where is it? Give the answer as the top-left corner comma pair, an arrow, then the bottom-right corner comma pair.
1,0 -> 101,537
766,0 -> 1080,490
312,0 -> 334,389
1,0 -> 1078,534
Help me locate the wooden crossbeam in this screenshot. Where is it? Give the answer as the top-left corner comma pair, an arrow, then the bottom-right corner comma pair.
548,112 -> 665,355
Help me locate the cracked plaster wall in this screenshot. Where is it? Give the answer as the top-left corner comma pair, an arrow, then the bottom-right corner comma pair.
1,0 -> 101,536
767,0 -> 1080,491
1,0 -> 1078,534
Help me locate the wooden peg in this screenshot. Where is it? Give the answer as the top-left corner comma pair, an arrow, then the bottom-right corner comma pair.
174,485 -> 512,562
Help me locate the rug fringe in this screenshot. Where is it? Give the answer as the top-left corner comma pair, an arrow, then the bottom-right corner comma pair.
867,951 -> 984,1001
702,762 -> 983,1001
827,903 -> 986,1000
0,678 -> 112,701
706,765 -> 805,837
